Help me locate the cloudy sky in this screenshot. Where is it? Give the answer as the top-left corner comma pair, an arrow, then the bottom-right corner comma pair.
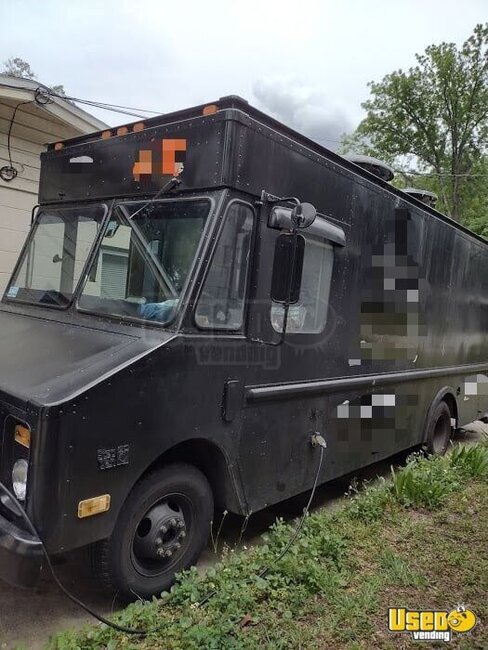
1,0 -> 486,150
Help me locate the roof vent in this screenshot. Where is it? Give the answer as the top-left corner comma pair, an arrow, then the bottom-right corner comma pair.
345,154 -> 394,182
404,187 -> 438,208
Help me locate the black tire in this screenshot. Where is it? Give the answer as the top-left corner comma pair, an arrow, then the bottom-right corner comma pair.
423,401 -> 453,456
92,463 -> 213,601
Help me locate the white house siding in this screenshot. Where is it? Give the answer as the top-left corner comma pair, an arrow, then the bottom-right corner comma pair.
0,131 -> 42,293
0,86 -> 106,295
82,226 -> 131,297
13,219 -> 102,295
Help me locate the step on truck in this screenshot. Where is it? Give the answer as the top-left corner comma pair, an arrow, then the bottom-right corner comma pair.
0,95 -> 487,598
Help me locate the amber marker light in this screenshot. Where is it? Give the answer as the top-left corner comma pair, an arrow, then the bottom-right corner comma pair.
78,494 -> 111,518
203,104 -> 218,115
14,424 -> 30,449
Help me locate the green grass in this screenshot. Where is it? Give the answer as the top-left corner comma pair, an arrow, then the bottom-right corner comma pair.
49,444 -> 488,650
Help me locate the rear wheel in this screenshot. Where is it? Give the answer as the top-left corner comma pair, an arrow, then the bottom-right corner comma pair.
92,463 -> 213,600
423,401 -> 453,456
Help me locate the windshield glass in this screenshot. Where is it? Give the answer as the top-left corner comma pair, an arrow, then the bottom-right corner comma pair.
5,205 -> 106,307
78,199 -> 210,324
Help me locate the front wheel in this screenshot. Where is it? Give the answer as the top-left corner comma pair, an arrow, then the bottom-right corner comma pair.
92,463 -> 213,600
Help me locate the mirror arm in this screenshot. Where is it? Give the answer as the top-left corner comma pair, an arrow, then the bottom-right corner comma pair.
260,190 -> 301,208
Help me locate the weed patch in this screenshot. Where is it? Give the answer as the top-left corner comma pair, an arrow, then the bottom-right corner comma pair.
50,445 -> 488,650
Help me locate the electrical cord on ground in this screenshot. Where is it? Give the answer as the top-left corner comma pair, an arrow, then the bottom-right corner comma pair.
196,437 -> 325,607
0,436 -> 325,635
0,479 -> 149,635
258,439 -> 325,580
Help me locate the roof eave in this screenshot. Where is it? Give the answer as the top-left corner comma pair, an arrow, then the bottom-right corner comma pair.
0,75 -> 108,133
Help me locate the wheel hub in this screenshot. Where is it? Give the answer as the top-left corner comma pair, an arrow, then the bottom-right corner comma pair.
133,501 -> 187,561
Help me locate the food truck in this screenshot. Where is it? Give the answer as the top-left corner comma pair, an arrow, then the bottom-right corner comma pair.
0,96 -> 487,599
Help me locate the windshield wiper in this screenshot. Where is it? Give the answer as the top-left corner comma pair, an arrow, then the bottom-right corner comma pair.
127,177 -> 182,221
116,204 -> 179,300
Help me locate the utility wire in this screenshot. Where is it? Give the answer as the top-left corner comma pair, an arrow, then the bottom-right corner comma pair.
395,169 -> 488,178
0,83 -> 153,182
57,95 -> 161,115
56,95 -> 150,119
1,100 -> 32,180
0,81 -> 160,119
0,86 -> 52,182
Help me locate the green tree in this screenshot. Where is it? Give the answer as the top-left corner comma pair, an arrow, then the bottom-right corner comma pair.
345,23 -> 488,233
2,56 -> 66,96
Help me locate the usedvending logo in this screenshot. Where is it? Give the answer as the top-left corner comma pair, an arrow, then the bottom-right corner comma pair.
388,606 -> 477,642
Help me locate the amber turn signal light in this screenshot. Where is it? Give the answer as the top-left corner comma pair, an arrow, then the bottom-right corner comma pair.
78,494 -> 111,518
14,425 -> 30,449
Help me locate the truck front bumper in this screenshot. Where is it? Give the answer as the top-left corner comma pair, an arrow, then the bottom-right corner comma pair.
0,508 -> 42,588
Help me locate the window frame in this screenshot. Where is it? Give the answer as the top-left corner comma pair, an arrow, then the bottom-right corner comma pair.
193,199 -> 256,333
271,232 -> 336,336
2,202 -> 108,311
75,195 -> 214,328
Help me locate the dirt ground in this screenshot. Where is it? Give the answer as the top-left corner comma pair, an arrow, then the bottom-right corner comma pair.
0,423 -> 485,650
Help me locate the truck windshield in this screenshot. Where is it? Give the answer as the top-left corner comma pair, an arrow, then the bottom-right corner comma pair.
77,198 -> 210,324
5,204 -> 106,307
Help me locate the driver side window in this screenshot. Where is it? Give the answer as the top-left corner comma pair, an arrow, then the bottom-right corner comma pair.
271,236 -> 334,333
195,203 -> 254,330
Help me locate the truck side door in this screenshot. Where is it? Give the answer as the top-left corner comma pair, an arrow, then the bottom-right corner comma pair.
239,205 -> 345,513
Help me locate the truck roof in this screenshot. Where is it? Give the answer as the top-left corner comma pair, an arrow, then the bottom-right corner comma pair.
39,95 -> 487,247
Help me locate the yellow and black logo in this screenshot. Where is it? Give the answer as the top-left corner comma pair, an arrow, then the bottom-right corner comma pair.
388,606 -> 477,642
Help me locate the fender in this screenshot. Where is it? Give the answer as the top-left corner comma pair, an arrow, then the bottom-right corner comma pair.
421,385 -> 458,446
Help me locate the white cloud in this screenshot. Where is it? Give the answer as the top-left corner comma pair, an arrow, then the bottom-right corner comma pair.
253,77 -> 353,150
1,0 -> 486,130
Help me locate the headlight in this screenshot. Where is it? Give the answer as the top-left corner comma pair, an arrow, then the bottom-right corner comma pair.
12,459 -> 28,501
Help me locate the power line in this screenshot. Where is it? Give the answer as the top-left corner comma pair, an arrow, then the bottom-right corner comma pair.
395,169 -> 488,178
56,95 -> 153,119
0,81 -> 161,119
0,86 -> 52,182
60,96 -> 161,115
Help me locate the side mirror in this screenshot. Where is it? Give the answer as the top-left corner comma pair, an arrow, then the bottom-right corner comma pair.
291,202 -> 317,229
271,233 -> 305,304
